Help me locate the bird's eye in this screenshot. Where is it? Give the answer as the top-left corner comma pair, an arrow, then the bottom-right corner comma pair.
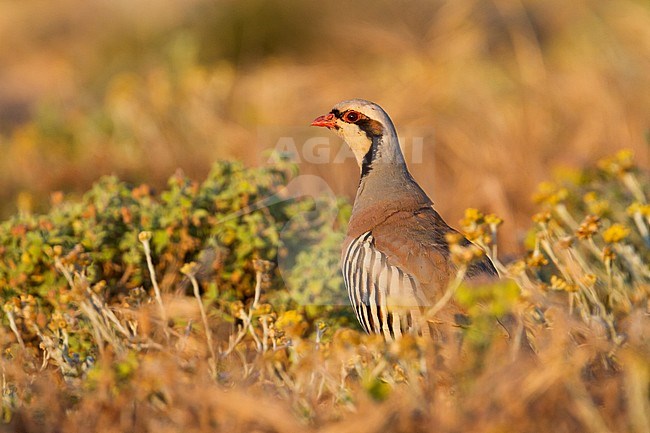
343,111 -> 360,123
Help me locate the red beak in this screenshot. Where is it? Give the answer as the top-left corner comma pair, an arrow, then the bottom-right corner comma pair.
310,113 -> 337,129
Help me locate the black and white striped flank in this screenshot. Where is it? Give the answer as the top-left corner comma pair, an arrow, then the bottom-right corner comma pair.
342,232 -> 427,339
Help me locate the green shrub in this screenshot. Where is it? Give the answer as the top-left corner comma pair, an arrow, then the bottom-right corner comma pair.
0,158 -> 354,357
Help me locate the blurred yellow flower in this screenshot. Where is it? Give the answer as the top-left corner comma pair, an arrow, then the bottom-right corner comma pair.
533,182 -> 568,206
180,262 -> 199,277
626,202 -> 650,217
602,224 -> 630,243
583,192 -> 609,215
445,232 -> 463,246
450,243 -> 485,266
532,211 -> 552,225
526,251 -> 548,268
550,275 -> 577,292
138,231 -> 153,242
461,208 -> 483,226
253,303 -> 273,316
597,149 -> 635,176
550,275 -> 567,290
484,213 -> 503,230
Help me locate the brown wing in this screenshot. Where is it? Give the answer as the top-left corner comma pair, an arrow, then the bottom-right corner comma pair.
371,207 -> 462,299
372,206 -> 498,286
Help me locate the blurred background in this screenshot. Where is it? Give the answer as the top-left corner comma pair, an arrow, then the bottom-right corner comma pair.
1,0 -> 649,253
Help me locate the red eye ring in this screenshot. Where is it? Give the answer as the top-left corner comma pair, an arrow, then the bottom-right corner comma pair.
343,111 -> 360,123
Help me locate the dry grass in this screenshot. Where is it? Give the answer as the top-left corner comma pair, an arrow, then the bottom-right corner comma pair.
2,290 -> 648,433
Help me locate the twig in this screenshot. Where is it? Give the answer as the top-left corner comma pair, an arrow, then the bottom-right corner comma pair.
5,310 -> 25,349
139,231 -> 169,339
253,268 -> 263,309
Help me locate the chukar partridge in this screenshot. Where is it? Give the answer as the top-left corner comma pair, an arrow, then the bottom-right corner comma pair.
311,99 -> 497,339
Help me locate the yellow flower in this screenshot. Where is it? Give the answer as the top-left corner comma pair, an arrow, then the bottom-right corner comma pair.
253,303 -> 273,315
627,202 -> 650,217
465,207 -> 482,221
445,232 -> 463,246
464,227 -> 489,243
583,192 -> 609,215
450,243 -> 485,267
597,149 -> 635,176
602,224 -> 630,244
138,231 -> 152,242
526,251 -> 548,268
533,182 -> 568,206
550,275 -> 567,290
484,213 -> 503,230
229,300 -> 244,316
460,208 -> 483,227
532,211 -> 552,225
180,262 -> 198,276
550,275 -> 577,292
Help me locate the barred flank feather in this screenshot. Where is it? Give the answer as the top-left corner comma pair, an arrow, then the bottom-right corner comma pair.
342,232 -> 426,339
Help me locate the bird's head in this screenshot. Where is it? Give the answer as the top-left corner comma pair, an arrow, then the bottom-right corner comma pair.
311,99 -> 403,169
